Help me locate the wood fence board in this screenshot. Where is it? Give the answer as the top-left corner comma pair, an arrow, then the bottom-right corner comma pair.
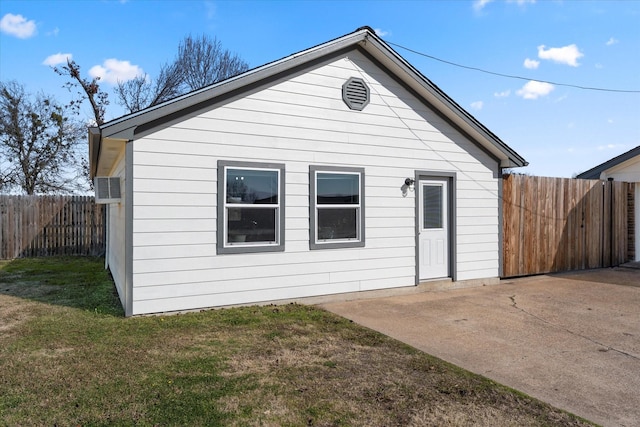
0,195 -> 105,259
502,176 -> 633,277
516,175 -> 525,276
632,183 -> 636,258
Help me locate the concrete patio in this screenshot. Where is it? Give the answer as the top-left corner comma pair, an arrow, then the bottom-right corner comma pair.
321,266 -> 640,427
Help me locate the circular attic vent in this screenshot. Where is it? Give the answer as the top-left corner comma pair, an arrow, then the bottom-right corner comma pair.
342,77 -> 370,111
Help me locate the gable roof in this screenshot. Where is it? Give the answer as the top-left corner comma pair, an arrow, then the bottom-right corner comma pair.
576,145 -> 640,179
90,26 -> 527,177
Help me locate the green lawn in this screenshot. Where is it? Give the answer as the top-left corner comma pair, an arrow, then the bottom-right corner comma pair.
0,257 -> 594,426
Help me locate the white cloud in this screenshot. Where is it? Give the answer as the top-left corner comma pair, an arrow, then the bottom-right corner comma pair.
470,101 -> 483,110
523,58 -> 540,69
494,89 -> 511,98
554,94 -> 568,103
46,27 -> 59,37
0,13 -> 37,39
516,80 -> 554,99
374,28 -> 389,37
88,59 -> 144,85
606,37 -> 619,46
473,0 -> 493,11
204,1 -> 216,20
42,52 -> 72,66
537,44 -> 584,67
598,144 -> 624,151
474,0 -> 533,12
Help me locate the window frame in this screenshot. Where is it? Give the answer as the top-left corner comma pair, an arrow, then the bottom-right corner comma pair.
310,165 -> 365,250
217,160 -> 285,254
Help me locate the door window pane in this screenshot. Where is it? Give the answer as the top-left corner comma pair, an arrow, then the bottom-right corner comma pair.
423,185 -> 443,229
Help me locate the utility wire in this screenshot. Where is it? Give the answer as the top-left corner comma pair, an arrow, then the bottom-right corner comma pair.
386,40 -> 640,94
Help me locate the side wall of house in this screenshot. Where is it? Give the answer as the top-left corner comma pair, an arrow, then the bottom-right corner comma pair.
107,152 -> 127,306
129,50 -> 501,315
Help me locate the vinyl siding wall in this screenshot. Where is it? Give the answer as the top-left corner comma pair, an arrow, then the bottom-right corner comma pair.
129,50 -> 500,315
107,152 -> 127,307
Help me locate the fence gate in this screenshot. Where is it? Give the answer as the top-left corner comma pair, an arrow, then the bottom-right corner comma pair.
502,175 -> 634,277
0,195 -> 105,259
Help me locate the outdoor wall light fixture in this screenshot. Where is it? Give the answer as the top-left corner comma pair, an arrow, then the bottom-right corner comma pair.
405,178 -> 415,191
402,178 -> 415,197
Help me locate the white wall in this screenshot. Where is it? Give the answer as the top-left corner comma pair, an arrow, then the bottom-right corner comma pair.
106,152 -> 128,306
128,49 -> 501,314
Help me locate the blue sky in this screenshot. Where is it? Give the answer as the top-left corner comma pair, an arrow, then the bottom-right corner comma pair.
1,0 -> 639,178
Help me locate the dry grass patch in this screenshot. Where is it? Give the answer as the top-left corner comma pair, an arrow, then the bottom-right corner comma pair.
0,257 -> 595,426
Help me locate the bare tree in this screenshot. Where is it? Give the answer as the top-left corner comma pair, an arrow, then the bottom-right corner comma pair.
0,81 -> 86,194
52,59 -> 111,191
115,34 -> 249,114
114,59 -> 184,112
151,59 -> 188,104
54,58 -> 109,126
178,34 -> 249,91
113,75 -> 151,114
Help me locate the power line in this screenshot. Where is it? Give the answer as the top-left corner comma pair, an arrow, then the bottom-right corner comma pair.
385,40 -> 640,94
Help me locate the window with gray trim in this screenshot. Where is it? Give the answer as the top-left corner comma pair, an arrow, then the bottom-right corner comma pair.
310,166 -> 365,249
217,161 -> 285,254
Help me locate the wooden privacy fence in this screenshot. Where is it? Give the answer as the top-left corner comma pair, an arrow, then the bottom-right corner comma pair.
0,195 -> 105,259
502,175 -> 634,277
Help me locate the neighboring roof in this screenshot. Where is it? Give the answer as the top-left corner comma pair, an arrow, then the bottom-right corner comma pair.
90,26 -> 527,177
576,145 -> 640,179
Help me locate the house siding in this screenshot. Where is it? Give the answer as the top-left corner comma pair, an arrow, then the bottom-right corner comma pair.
107,152 -> 127,306
128,50 -> 500,314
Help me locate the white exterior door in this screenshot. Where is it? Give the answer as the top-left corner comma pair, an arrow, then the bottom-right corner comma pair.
419,179 -> 449,280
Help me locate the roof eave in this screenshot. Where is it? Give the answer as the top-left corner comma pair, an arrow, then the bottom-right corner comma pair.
577,145 -> 640,179
357,33 -> 527,168
99,29 -> 370,140
97,26 -> 527,168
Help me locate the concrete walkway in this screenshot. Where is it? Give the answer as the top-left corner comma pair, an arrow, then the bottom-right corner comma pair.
320,267 -> 640,427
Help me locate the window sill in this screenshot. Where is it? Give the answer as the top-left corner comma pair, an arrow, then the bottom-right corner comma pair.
310,240 -> 365,250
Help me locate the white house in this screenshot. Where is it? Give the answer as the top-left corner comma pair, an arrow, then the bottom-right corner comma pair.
89,27 -> 527,316
577,145 -> 640,262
